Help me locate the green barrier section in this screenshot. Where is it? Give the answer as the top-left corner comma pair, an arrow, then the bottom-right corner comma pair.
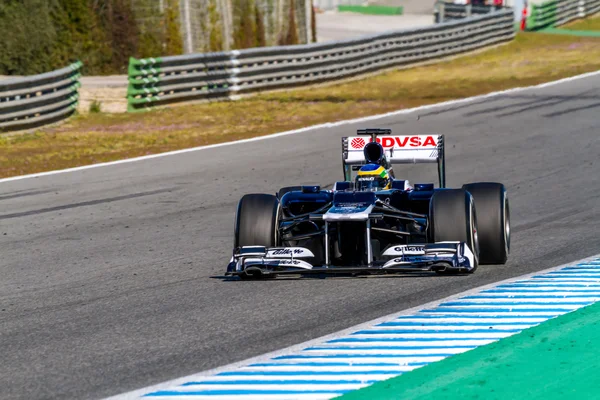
337,5 -> 403,15
127,56 -> 164,76
127,57 -> 165,112
527,0 -> 558,30
338,301 -> 600,400
70,60 -> 84,72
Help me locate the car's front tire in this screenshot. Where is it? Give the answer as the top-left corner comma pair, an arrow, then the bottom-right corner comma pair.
463,182 -> 510,265
429,189 -> 479,273
235,194 -> 279,279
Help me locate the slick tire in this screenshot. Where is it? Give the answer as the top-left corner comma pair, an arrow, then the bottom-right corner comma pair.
277,186 -> 302,199
462,183 -> 510,265
429,189 -> 479,273
235,194 -> 279,280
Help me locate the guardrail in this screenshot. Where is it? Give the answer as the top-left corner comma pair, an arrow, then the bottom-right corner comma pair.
0,62 -> 82,133
434,2 -> 503,23
586,0 -> 600,15
127,10 -> 515,112
527,0 -> 600,30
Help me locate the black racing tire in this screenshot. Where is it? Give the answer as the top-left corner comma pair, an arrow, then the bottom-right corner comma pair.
462,182 -> 510,265
234,194 -> 279,280
429,189 -> 479,273
277,186 -> 302,199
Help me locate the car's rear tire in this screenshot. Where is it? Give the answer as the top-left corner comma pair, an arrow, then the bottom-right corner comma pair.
235,194 -> 279,280
462,182 -> 510,265
277,186 -> 302,199
429,189 -> 479,273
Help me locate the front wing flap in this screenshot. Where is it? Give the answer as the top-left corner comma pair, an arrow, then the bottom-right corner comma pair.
226,242 -> 475,278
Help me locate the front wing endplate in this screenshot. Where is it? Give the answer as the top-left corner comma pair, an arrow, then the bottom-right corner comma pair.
226,242 -> 475,277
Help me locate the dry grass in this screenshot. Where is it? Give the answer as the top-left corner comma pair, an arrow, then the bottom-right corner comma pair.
2,32 -> 600,178
564,15 -> 600,31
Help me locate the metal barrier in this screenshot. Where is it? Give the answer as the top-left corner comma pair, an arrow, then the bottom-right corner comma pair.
0,62 -> 82,133
434,2 -> 502,23
585,0 -> 600,15
127,10 -> 515,111
527,0 -> 599,30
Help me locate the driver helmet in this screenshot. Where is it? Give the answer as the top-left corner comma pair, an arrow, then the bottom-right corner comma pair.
355,163 -> 391,191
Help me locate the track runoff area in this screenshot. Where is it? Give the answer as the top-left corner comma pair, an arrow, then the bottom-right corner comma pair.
108,254 -> 600,399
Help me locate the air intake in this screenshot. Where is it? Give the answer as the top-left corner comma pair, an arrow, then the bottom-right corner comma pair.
364,141 -> 384,164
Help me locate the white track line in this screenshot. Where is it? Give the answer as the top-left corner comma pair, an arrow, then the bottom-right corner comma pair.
105,253 -> 600,400
2,69 -> 600,185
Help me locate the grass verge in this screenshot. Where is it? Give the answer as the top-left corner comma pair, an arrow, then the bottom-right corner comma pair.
2,32 -> 600,179
564,14 -> 600,31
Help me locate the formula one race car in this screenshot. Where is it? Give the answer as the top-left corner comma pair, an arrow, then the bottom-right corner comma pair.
226,129 -> 510,279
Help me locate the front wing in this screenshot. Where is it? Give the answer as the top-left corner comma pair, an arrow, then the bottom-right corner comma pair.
226,242 -> 476,278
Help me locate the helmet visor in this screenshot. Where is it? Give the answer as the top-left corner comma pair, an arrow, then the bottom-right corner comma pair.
356,176 -> 388,192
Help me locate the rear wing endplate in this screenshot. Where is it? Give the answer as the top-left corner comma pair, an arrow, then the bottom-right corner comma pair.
342,130 -> 446,188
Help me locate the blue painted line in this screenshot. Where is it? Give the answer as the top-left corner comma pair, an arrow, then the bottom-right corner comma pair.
537,278 -> 600,281
377,321 -> 536,326
181,380 -> 377,386
544,269 -> 600,273
421,308 -> 569,313
216,371 -> 405,376
541,275 -> 600,279
307,346 -> 478,351
327,337 -> 503,343
464,295 -> 600,299
351,330 -> 515,336
552,272 -> 600,276
351,328 -> 518,334
144,389 -> 350,396
440,301 -> 593,306
395,314 -> 555,319
273,354 -> 455,359
496,284 -> 600,288
506,280 -> 600,284
529,278 -> 600,282
483,289 -> 600,293
249,362 -> 429,367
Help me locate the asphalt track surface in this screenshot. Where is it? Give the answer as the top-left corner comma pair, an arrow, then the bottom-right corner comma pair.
2,74 -> 600,400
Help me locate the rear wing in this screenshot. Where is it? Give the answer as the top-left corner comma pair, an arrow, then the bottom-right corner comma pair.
342,129 -> 446,188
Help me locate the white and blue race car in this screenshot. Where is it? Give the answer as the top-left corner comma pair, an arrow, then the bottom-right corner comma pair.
227,129 -> 510,279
